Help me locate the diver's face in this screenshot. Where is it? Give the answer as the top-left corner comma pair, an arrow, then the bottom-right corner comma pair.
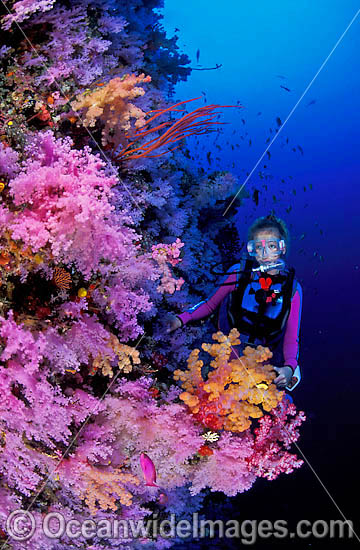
252,229 -> 285,266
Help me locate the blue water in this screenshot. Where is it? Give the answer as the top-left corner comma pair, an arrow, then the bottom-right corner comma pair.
161,1 -> 360,547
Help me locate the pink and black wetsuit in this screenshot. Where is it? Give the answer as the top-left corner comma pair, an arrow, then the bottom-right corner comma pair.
177,258 -> 302,371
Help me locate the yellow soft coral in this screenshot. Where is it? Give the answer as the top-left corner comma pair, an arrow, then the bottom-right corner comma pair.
80,465 -> 140,516
71,73 -> 151,149
173,348 -> 204,393
174,328 -> 283,433
90,334 -> 141,377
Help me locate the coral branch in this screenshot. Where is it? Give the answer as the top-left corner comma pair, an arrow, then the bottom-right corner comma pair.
115,97 -> 241,161
174,328 -> 283,432
80,465 -> 140,516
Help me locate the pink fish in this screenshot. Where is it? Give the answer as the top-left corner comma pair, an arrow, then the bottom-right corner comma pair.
158,492 -> 168,505
140,453 -> 159,487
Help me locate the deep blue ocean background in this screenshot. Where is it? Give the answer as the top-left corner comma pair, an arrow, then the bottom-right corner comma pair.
161,1 -> 360,547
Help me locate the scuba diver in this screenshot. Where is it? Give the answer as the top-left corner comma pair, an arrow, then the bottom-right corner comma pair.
167,214 -> 303,392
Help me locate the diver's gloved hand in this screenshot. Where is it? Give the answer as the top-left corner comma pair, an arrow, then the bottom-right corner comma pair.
166,315 -> 182,334
273,366 -> 293,388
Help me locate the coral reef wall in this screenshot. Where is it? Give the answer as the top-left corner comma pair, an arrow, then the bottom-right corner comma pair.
0,1 -> 305,548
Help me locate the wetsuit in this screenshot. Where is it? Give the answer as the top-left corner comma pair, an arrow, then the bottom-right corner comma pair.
177,258 -> 302,372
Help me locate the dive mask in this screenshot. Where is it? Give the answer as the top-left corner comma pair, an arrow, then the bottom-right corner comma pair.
247,238 -> 285,257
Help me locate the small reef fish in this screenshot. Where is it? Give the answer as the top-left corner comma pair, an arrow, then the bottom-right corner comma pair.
140,453 -> 159,487
158,493 -> 168,505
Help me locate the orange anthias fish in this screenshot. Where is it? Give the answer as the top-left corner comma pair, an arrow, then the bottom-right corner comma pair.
140,452 -> 159,487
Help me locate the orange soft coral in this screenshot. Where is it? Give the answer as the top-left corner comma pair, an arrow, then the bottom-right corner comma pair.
80,465 -> 140,516
70,73 -> 151,149
174,328 -> 283,433
90,334 -> 141,377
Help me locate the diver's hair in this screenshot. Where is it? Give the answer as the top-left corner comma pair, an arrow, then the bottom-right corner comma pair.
248,214 -> 290,254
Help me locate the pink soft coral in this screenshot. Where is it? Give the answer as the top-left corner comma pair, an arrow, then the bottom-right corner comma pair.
152,238 -> 185,294
190,431 -> 256,496
1,0 -> 56,29
247,398 -> 306,480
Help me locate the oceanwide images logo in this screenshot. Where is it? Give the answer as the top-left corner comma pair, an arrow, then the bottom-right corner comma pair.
5,510 -> 355,544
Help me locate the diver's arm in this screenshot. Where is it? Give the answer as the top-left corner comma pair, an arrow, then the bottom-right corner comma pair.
177,265 -> 240,326
282,282 -> 303,370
